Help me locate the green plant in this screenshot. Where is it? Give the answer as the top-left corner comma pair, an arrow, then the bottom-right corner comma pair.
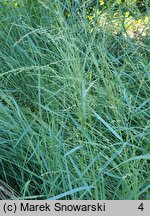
0,0 -> 149,200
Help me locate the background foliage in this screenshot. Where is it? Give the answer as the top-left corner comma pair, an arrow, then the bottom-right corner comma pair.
0,0 -> 149,200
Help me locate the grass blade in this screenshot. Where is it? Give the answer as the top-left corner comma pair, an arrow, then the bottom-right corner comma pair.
48,185 -> 94,200
93,110 -> 122,141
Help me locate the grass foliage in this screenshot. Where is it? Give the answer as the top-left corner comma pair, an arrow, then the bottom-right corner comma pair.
0,1 -> 150,200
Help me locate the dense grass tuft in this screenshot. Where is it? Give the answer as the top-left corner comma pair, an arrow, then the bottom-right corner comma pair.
0,1 -> 150,200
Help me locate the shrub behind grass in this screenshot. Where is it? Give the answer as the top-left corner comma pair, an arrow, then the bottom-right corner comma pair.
0,1 -> 150,200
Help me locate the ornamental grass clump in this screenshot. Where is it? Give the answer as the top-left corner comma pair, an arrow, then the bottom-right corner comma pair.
0,1 -> 149,200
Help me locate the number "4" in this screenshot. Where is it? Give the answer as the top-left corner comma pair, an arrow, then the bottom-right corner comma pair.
138,203 -> 144,211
